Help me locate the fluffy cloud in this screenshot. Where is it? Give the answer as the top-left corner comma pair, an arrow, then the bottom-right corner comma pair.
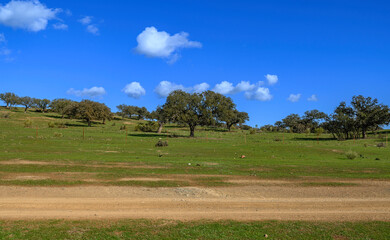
67,86 -> 106,98
135,26 -> 201,62
0,33 -> 5,43
245,87 -> 272,101
193,82 -> 210,93
78,16 -> 92,25
265,74 -> 278,85
122,82 -> 146,99
213,81 -> 260,95
79,16 -> 99,35
0,0 -> 60,32
308,94 -> 318,102
212,81 -> 235,95
52,23 -> 67,30
288,93 -> 301,102
234,81 -> 256,93
86,24 -> 99,35
154,81 -> 186,98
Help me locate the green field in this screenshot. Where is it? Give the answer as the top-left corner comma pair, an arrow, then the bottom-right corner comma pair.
0,107 -> 389,187
0,220 -> 389,240
1,107 -> 390,239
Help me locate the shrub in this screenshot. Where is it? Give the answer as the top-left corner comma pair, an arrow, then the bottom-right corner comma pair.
48,121 -> 55,128
155,139 -> 168,147
135,121 -> 159,132
120,125 -> 127,131
249,129 -> 256,135
377,142 -> 386,148
55,122 -> 67,128
53,132 -> 63,138
0,112 -> 10,119
274,137 -> 282,142
111,122 -> 116,126
241,125 -> 252,130
345,150 -> 358,160
24,119 -> 32,128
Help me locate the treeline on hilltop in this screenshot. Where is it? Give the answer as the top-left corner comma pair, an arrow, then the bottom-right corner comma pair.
2,91 -> 389,140
0,93 -> 112,127
260,95 -> 390,140
0,90 -> 249,137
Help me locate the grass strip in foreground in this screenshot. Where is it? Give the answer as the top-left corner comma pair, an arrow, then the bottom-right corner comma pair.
0,220 -> 389,240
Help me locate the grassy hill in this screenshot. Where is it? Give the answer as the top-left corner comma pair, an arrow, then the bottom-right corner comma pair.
0,106 -> 389,187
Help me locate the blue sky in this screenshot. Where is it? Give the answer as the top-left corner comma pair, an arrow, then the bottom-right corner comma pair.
0,0 -> 389,126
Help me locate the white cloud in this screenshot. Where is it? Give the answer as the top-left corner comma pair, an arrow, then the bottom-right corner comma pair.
212,81 -> 235,95
308,94 -> 318,102
86,24 -> 99,35
212,81 -> 260,95
135,26 -> 201,62
78,16 -> 92,25
234,81 -> 256,93
265,74 -> 278,85
245,87 -> 273,101
0,33 -> 5,43
52,22 -> 67,30
0,0 -> 60,32
193,82 -> 210,93
122,82 -> 146,99
154,81 -> 187,98
67,86 -> 106,98
79,16 -> 99,35
288,93 -> 301,102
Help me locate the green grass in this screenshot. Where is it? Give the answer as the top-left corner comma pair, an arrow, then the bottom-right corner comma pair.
0,220 -> 389,239
0,107 -> 390,186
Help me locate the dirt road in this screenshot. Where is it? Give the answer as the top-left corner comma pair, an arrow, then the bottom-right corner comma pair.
1,180 -> 390,221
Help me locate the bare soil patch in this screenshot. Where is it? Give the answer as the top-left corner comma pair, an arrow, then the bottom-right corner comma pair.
0,180 -> 389,221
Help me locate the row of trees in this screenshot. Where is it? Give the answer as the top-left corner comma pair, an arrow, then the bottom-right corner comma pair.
116,105 -> 149,120
0,92 -> 113,127
263,95 -> 390,140
1,91 -> 249,135
0,92 -> 51,112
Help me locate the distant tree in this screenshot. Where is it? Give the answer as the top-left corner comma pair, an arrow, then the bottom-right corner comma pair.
351,95 -> 390,138
18,96 -> 34,112
302,110 -> 327,131
136,106 -> 149,120
0,92 -> 18,108
274,121 -> 285,131
117,105 -> 149,119
282,114 -> 305,133
323,102 -> 358,140
50,99 -> 75,118
150,106 -> 170,133
162,90 -> 213,137
33,98 -> 50,112
225,110 -> 249,132
66,100 -> 112,127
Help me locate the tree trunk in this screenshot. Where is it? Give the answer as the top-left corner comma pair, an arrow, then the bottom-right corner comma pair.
24,107 -> 28,112
157,122 -> 163,133
362,129 -> 366,139
227,124 -> 232,132
189,125 -> 195,137
87,120 -> 92,127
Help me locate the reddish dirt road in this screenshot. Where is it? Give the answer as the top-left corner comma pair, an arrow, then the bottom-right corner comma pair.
1,180 -> 390,221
